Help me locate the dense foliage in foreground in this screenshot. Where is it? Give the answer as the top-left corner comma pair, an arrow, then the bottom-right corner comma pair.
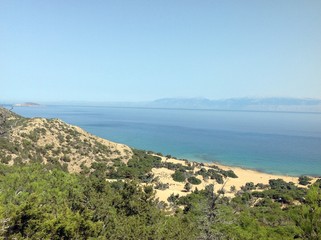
0,163 -> 196,239
1,163 -> 321,239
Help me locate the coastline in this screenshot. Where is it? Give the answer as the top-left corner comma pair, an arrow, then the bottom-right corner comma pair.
12,105 -> 321,176
179,153 -> 320,177
151,155 -> 317,203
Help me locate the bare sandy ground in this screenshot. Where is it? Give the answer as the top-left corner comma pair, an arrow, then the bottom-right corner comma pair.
152,156 -> 315,203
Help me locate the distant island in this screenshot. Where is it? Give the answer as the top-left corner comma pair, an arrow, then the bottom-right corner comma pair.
13,102 -> 40,107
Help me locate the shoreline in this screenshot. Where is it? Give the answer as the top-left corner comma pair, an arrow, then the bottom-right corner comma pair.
12,106 -> 321,176
176,154 -> 320,178
210,160 -> 317,178
151,155 -> 318,203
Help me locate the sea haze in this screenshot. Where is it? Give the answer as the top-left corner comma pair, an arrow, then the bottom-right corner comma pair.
13,105 -> 321,176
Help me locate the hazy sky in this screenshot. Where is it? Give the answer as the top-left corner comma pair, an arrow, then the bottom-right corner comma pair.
1,1 -> 321,103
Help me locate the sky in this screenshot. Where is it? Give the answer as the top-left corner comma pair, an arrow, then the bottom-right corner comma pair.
1,0 -> 321,103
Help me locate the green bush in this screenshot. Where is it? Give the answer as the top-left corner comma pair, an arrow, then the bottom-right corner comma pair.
298,176 -> 312,186
269,179 -> 296,190
221,169 -> 238,178
154,182 -> 169,190
241,182 -> 256,191
172,170 -> 186,182
209,171 -> 224,184
187,176 -> 201,185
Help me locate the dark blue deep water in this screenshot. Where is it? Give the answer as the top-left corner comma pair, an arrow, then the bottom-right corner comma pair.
13,105 -> 321,176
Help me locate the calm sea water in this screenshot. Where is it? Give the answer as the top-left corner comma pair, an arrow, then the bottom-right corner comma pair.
13,105 -> 321,176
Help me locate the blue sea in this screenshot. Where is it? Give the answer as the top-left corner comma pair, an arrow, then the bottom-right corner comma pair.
13,105 -> 321,176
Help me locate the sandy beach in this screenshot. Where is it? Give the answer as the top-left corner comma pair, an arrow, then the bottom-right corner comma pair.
152,156 -> 316,203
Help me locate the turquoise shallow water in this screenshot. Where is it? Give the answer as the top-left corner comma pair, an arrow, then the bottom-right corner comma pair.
13,105 -> 321,176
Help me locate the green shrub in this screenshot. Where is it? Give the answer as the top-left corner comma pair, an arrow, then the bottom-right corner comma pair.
269,179 -> 296,190
61,154 -> 71,162
298,176 -> 312,186
241,182 -> 255,191
154,182 -> 169,190
221,169 -> 238,178
172,170 -> 186,182
184,182 -> 192,192
187,176 -> 201,185
314,179 -> 321,188
167,193 -> 180,203
208,170 -> 224,184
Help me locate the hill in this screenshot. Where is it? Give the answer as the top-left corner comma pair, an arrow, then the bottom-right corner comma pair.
0,107 -> 240,197
0,107 -> 132,172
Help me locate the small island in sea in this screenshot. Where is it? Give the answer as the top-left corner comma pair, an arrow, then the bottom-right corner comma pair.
13,102 -> 40,107
0,106 -> 320,239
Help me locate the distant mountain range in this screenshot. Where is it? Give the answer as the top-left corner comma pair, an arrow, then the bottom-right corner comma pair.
144,97 -> 321,112
2,97 -> 321,112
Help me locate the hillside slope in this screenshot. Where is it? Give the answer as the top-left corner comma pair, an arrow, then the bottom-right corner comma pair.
0,107 -> 132,172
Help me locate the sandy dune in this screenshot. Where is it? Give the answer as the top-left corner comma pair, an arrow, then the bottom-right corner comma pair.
152,156 -> 314,203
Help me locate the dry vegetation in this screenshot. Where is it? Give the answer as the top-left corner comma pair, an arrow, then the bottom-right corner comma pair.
0,108 -> 132,172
